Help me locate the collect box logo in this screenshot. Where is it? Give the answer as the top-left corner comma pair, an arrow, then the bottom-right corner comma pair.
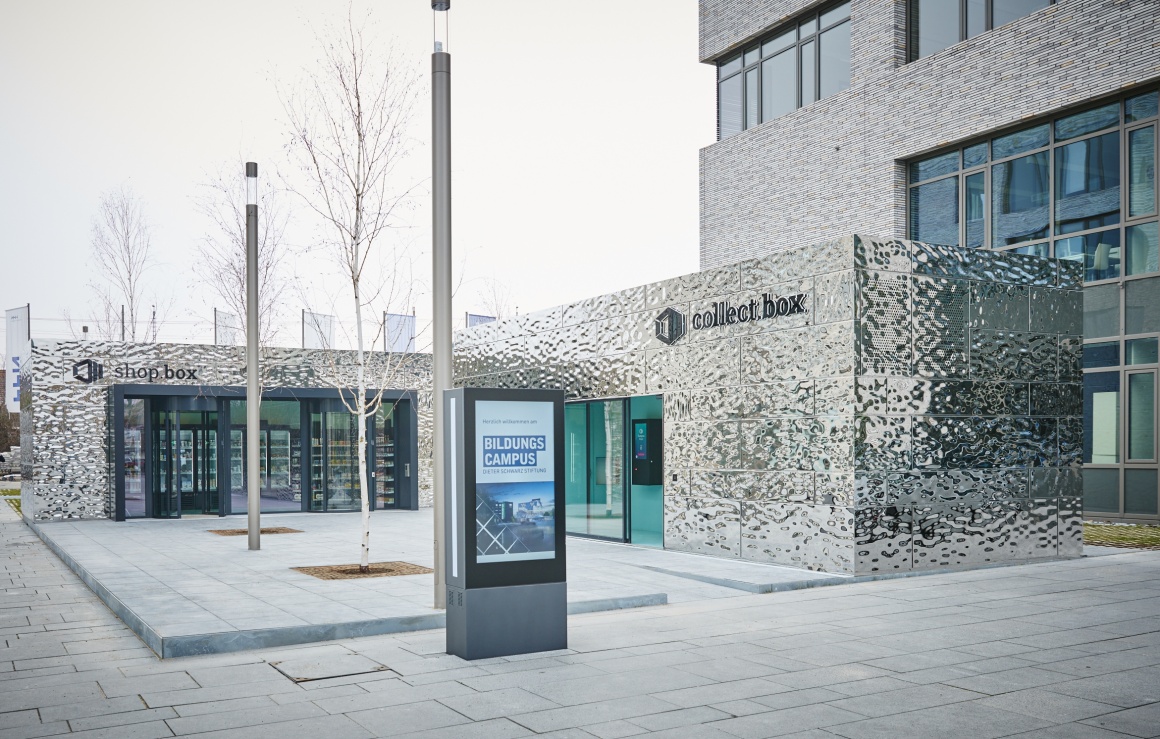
654,307 -> 686,345
72,359 -> 104,384
656,292 -> 809,345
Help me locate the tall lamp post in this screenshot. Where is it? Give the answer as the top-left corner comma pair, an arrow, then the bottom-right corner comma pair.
431,1 -> 451,609
246,162 -> 261,551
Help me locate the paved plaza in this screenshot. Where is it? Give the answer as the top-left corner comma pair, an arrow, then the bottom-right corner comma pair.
2,504 -> 1160,738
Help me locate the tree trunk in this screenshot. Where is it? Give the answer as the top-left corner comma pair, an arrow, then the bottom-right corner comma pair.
355,271 -> 371,574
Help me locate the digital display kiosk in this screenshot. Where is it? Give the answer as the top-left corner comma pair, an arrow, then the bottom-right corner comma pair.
444,387 -> 566,660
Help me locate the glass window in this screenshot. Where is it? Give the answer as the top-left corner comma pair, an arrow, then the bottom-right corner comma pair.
993,124 -> 1049,159
821,2 -> 851,28
1125,469 -> 1158,515
1128,372 -> 1156,461
762,51 -> 796,122
744,45 -> 760,67
1055,103 -> 1120,141
1126,277 -> 1160,334
800,15 -> 818,36
910,0 -> 961,59
1126,91 -> 1159,123
1083,468 -> 1120,513
1129,126 -> 1156,218
800,40 -> 816,106
745,68 -> 760,130
719,54 -> 742,79
762,29 -> 795,57
963,142 -> 988,168
1083,341 -> 1120,369
1127,338 -> 1159,365
965,172 -> 985,247
819,21 -> 851,99
992,151 -> 1049,245
1055,131 -> 1121,235
1126,222 -> 1159,276
965,0 -> 986,37
123,399 -> 146,518
910,151 -> 959,183
718,74 -> 742,139
1055,229 -> 1121,283
1084,371 -> 1121,464
1008,243 -> 1048,257
992,0 -> 1050,26
909,177 -> 959,246
1083,283 -> 1120,338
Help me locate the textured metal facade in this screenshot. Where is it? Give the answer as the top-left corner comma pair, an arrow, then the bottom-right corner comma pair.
698,0 -> 1160,269
456,235 -> 1082,574
20,342 -> 433,522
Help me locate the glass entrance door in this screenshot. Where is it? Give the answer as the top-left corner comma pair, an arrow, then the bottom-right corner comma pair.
151,409 -> 218,517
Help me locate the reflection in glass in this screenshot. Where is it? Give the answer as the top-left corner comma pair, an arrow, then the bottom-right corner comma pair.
963,141 -> 988,168
1126,277 -> 1160,335
1008,243 -> 1048,257
1125,470 -> 1158,515
1126,222 -> 1159,276
564,404 -> 588,536
745,68 -> 759,130
1128,373 -> 1156,461
993,124 -> 1049,159
123,399 -> 146,518
909,0 -> 960,59
231,400 -> 301,514
819,21 -> 850,99
1055,229 -> 1120,282
1127,338 -> 1159,365
718,75 -> 742,139
1084,372 -> 1120,464
1129,126 -> 1155,218
1082,341 -> 1119,369
992,152 -> 1049,245
1055,103 -> 1120,141
762,51 -> 795,122
992,0 -> 1050,26
374,404 -> 398,509
965,172 -> 985,247
628,395 -> 664,548
1082,284 -> 1120,339
1083,468 -> 1120,513
325,412 -> 360,512
1055,131 -> 1120,234
800,40 -> 816,106
909,177 -> 959,246
1125,91 -> 1159,123
910,151 -> 958,183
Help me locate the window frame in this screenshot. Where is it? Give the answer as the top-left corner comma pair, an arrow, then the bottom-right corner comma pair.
907,0 -> 1056,63
716,1 -> 851,140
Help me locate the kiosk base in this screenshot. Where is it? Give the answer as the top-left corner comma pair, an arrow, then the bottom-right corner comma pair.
446,582 -> 567,660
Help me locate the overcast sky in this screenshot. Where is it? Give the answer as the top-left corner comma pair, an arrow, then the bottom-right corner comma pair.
0,0 -> 715,352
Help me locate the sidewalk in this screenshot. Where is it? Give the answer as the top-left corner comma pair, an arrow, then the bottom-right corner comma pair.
28,511 -> 845,658
1,509 -> 1158,737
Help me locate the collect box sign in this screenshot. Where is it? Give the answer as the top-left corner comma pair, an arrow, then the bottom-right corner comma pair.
445,387 -> 566,660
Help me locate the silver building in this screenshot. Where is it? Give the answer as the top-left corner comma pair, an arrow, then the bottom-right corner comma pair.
456,235 -> 1082,574
702,0 -> 1160,523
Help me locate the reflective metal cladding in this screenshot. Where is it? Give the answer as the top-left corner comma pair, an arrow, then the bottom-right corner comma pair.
456,235 -> 1083,575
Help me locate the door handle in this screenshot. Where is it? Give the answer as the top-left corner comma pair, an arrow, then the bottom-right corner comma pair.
404,463 -> 411,477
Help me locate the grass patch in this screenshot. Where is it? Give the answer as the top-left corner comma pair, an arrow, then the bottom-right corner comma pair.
1084,522 -> 1160,550
4,497 -> 20,515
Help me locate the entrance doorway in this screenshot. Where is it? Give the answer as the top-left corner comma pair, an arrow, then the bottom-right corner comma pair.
151,407 -> 219,517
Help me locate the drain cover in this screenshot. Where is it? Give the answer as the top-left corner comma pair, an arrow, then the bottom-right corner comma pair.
271,654 -> 391,682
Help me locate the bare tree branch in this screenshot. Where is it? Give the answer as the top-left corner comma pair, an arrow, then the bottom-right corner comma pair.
88,186 -> 165,342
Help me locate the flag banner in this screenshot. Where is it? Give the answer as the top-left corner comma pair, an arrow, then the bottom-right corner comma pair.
5,305 -> 30,413
385,312 -> 416,353
215,310 -> 240,346
303,311 -> 335,349
466,313 -> 496,328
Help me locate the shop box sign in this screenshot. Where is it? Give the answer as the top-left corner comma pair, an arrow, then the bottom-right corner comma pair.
443,387 -> 566,660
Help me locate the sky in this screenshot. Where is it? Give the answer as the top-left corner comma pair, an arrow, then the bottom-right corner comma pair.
0,0 -> 715,353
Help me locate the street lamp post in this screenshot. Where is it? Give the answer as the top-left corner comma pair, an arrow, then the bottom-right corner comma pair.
246,162 -> 261,552
431,0 -> 451,610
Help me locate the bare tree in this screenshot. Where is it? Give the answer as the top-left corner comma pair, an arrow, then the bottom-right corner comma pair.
473,276 -> 514,321
194,162 -> 289,344
283,10 -> 422,572
88,186 -> 163,342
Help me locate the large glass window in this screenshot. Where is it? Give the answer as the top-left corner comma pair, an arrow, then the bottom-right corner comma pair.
716,2 -> 850,140
909,0 -> 1053,61
1084,372 -> 1121,465
123,399 -> 146,518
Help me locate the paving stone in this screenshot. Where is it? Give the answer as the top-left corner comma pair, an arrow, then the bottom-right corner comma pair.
344,699 -> 473,735
1081,701 -> 1160,738
825,700 -> 1054,739
165,701 -> 324,735
435,687 -> 562,721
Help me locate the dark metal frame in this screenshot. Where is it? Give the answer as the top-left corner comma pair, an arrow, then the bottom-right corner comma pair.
907,0 -> 1056,63
111,384 -> 419,521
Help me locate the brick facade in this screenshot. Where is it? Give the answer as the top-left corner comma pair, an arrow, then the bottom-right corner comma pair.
698,0 -> 1160,269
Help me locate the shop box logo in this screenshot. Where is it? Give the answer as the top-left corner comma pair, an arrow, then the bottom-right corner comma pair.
654,308 -> 686,346
72,359 -> 104,384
